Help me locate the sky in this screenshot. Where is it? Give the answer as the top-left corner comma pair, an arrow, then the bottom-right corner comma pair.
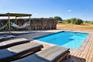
0,0 -> 93,21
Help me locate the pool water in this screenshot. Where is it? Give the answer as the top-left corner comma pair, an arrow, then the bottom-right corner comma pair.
35,31 -> 88,49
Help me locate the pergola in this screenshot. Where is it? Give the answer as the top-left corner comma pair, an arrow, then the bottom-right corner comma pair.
0,13 -> 32,34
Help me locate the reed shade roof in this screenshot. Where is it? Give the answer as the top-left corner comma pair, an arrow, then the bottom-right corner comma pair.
0,13 -> 32,17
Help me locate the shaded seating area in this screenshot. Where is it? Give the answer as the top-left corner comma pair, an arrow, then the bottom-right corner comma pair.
0,42 -> 43,62
0,13 -> 32,33
13,46 -> 70,62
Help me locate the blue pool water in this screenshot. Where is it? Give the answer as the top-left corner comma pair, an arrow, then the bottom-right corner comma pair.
35,31 -> 88,49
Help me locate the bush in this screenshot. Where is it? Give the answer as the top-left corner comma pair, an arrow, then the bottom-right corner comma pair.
63,18 -> 83,25
84,21 -> 93,24
63,19 -> 71,24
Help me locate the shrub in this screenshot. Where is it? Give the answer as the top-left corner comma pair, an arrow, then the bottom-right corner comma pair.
63,18 -> 83,25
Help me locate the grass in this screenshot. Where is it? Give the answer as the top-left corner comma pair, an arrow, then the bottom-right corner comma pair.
57,23 -> 93,31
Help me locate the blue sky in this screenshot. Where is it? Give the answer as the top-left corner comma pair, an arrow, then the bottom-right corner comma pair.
0,0 -> 93,21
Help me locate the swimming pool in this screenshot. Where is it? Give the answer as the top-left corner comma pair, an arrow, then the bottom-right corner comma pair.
35,31 -> 88,49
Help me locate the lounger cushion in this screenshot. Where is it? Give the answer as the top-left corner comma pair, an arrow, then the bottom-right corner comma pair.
8,42 -> 43,53
13,46 -> 69,62
0,42 -> 43,61
0,38 -> 30,49
0,35 -> 15,41
36,46 -> 69,62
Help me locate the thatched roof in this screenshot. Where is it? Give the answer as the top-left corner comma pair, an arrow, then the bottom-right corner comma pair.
0,13 -> 32,17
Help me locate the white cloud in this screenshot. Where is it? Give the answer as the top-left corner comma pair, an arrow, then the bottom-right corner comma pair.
67,9 -> 72,13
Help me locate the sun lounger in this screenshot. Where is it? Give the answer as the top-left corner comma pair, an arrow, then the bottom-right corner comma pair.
0,42 -> 43,62
0,38 -> 30,49
0,35 -> 15,41
13,46 -> 70,62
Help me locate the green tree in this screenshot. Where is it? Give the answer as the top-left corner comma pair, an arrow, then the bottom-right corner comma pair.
63,19 -> 71,24
54,16 -> 63,22
63,18 -> 83,25
70,18 -> 83,25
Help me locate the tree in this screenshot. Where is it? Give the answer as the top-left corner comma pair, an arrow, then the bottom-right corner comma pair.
63,19 -> 71,24
64,18 -> 83,25
54,16 -> 63,22
70,18 -> 83,25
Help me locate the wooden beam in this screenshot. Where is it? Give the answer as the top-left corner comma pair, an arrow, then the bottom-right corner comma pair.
0,13 -> 32,17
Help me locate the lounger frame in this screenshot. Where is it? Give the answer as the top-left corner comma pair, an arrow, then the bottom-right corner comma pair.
0,45 -> 43,62
55,51 -> 70,62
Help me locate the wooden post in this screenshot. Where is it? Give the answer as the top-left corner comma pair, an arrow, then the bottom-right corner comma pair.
8,15 -> 11,34
15,16 -> 17,24
29,16 -> 31,31
15,16 -> 17,31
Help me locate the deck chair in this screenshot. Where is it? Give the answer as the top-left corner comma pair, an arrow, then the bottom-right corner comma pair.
0,35 -> 15,41
0,38 -> 30,49
0,42 -> 43,62
13,46 -> 70,62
